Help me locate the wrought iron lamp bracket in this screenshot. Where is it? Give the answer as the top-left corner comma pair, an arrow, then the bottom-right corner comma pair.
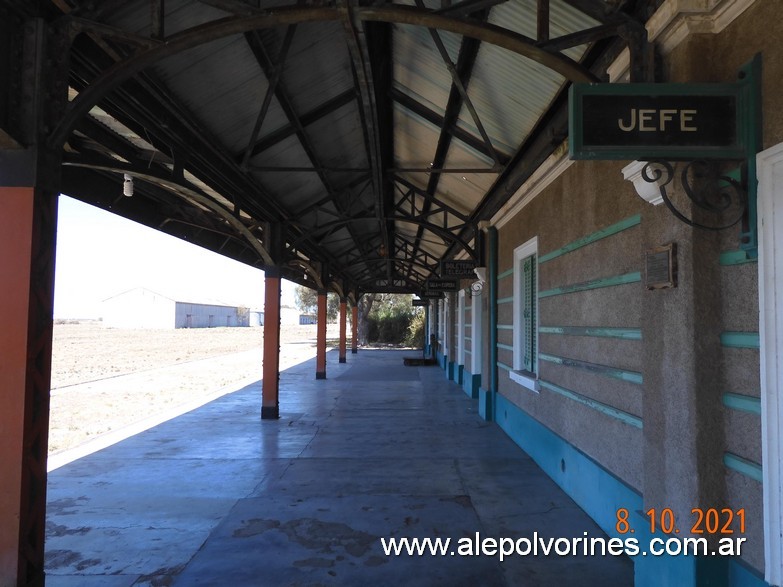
641,159 -> 748,231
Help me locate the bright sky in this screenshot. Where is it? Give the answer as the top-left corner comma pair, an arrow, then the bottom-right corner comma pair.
54,195 -> 298,319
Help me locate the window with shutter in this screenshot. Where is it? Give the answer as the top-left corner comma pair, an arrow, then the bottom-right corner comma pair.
512,237 -> 539,391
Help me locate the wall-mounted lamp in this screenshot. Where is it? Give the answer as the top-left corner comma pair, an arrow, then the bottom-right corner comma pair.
123,173 -> 134,197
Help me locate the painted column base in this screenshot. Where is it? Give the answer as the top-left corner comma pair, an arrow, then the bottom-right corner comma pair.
478,387 -> 493,421
316,372 -> 326,380
351,349 -> 358,354
447,361 -> 455,381
462,370 -> 481,399
457,364 -> 464,385
261,406 -> 279,419
339,357 -> 347,364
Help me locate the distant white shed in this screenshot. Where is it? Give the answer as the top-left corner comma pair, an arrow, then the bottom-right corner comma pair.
102,287 -> 250,329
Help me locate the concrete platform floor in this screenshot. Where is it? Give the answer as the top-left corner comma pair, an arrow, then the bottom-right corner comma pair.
45,349 -> 633,586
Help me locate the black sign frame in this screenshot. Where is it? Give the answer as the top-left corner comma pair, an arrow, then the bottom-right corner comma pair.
569,82 -> 748,160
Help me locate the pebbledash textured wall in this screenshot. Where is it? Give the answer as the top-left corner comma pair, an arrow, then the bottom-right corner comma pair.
479,0 -> 782,579
495,160 -> 645,490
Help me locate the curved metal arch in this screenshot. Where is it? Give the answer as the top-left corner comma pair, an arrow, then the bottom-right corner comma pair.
50,4 -> 599,148
287,258 -> 324,289
62,156 -> 275,265
290,215 -> 477,258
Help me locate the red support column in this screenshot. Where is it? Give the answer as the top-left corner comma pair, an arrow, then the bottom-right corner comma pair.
338,298 -> 347,363
1,186 -> 58,587
262,271 -> 281,419
316,290 -> 327,379
351,305 -> 359,354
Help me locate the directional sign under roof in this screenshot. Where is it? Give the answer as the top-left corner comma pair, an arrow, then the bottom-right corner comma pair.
440,259 -> 477,278
426,278 -> 459,292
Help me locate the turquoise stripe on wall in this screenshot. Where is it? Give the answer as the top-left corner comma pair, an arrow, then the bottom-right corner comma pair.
538,353 -> 643,384
498,268 -> 514,280
720,332 -> 760,349
724,452 -> 763,483
720,250 -> 758,266
497,343 -> 514,352
722,393 -> 761,415
539,326 -> 642,340
539,380 -> 642,429
539,214 -> 642,264
498,296 -> 514,304
539,272 -> 641,299
497,362 -> 512,372
497,324 -> 513,330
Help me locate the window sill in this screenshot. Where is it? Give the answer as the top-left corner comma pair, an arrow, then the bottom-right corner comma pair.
509,369 -> 540,393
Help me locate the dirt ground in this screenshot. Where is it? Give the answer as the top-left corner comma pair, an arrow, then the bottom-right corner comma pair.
49,321 -> 341,455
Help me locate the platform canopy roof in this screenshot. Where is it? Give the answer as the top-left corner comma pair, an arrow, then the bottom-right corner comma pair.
2,0 -> 652,298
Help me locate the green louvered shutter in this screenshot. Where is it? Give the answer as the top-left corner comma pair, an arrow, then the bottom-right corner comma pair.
522,254 -> 536,372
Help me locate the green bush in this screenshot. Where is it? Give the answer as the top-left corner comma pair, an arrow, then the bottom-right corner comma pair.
365,307 -> 423,346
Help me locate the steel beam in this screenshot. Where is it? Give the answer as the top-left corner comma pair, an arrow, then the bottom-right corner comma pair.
316,290 -> 328,379
351,304 -> 359,354
262,268 -> 282,419
339,298 -> 348,363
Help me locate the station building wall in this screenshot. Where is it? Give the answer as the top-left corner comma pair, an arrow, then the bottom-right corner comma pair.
435,1 -> 782,585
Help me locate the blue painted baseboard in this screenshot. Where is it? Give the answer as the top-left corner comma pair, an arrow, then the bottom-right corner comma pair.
457,364 -> 464,385
447,360 -> 455,381
478,387 -> 493,421
462,370 -> 480,399
492,394 -> 768,587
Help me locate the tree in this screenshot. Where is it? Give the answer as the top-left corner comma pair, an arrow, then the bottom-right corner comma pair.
295,285 -> 340,322
295,285 -> 317,314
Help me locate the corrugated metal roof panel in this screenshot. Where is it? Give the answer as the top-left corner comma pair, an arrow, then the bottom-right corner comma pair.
277,22 -> 357,116
393,101 -> 440,168
392,22 -> 462,118
154,37 -> 289,154
249,135 -> 325,209
304,101 -> 368,178
453,0 -> 600,153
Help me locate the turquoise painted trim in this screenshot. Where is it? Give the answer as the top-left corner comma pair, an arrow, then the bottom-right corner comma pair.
539,271 -> 641,298
724,452 -> 763,483
457,364 -> 464,385
447,360 -> 455,381
721,332 -> 760,349
720,249 -> 758,266
723,392 -> 761,415
464,349 -> 471,355
462,370 -> 480,399
539,214 -> 642,264
497,324 -> 513,330
729,559 -> 769,587
497,362 -> 512,372
497,296 -> 514,304
478,387 -> 493,421
492,395 -> 763,587
539,325 -> 642,340
538,352 -> 643,384
498,268 -> 514,280
494,394 -> 642,545
539,380 -> 642,428
497,343 -> 514,352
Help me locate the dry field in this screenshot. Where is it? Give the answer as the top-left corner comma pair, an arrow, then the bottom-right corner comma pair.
49,321 -> 340,456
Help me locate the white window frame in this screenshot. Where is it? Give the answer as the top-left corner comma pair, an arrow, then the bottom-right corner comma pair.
510,236 -> 540,392
758,142 -> 783,587
458,289 -> 466,367
471,287 -> 482,376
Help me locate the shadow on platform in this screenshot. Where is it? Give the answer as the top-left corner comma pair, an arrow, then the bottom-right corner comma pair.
45,348 -> 632,586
